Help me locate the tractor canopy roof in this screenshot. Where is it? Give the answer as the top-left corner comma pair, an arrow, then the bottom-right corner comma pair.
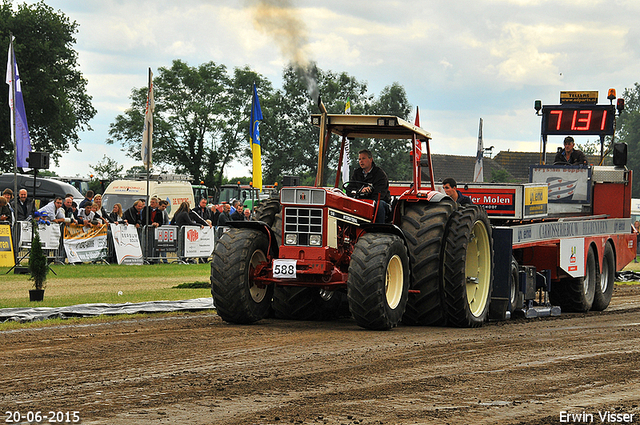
311,114 -> 431,141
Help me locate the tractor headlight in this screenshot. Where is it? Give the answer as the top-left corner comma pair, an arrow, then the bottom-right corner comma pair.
285,233 -> 298,245
309,234 -> 322,246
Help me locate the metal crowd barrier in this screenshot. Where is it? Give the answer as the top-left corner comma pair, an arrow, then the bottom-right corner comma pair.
13,221 -> 65,266
9,221 -> 218,266
141,225 -> 217,264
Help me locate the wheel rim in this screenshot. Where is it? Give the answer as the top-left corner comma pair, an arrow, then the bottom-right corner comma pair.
465,220 -> 491,317
510,268 -> 518,307
385,254 -> 404,309
248,249 -> 267,302
601,254 -> 611,294
583,272 -> 590,294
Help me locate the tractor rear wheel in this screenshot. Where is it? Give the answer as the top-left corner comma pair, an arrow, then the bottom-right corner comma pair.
272,287 -> 346,321
442,206 -> 494,327
550,245 -> 597,312
210,228 -> 273,324
400,199 -> 457,326
271,212 -> 282,246
592,243 -> 615,311
254,195 -> 281,227
347,233 -> 409,330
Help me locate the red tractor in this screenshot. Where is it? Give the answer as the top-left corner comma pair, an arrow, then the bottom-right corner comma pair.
211,100 -> 493,330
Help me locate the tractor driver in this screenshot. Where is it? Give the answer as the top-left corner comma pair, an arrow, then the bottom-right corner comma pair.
346,149 -> 391,223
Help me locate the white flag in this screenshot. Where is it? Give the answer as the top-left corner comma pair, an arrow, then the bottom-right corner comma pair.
473,118 -> 484,183
341,97 -> 351,183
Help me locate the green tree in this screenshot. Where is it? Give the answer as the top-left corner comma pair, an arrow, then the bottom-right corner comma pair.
617,83 -> 640,197
490,168 -> 515,183
125,165 -> 147,177
108,60 -> 273,188
90,154 -> 123,181
0,1 -> 96,171
261,64 -> 371,186
576,140 -> 599,155
221,66 -> 274,188
364,82 -> 413,181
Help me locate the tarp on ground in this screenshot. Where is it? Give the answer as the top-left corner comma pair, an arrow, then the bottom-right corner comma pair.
0,298 -> 214,323
616,271 -> 640,282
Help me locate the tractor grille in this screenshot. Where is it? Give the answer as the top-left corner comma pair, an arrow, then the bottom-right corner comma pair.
284,207 -> 323,246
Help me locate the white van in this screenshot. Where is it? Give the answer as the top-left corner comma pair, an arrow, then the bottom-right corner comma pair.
102,176 -> 194,219
631,198 -> 640,224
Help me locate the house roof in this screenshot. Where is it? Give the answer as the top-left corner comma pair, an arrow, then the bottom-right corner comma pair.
421,150 -> 612,184
421,154 -> 513,184
493,150 -> 611,182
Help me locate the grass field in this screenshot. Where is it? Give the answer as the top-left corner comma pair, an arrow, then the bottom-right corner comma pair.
0,263 -> 213,309
2,257 -> 640,331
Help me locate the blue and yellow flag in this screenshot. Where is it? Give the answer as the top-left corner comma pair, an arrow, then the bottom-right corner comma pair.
250,83 -> 263,190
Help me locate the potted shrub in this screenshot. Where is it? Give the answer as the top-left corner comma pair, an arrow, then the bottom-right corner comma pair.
28,212 -> 49,302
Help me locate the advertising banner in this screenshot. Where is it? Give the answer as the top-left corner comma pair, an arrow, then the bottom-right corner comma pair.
18,221 -> 61,249
63,223 -> 108,263
463,188 -> 516,216
183,226 -> 215,258
110,223 -> 143,265
524,186 -> 548,216
530,165 -> 591,204
0,224 -> 14,267
155,226 -> 179,253
560,237 -> 585,277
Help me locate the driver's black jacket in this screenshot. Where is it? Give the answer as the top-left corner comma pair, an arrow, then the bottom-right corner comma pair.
346,161 -> 391,203
554,148 -> 587,165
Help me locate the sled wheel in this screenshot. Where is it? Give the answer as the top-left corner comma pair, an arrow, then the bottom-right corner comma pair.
550,245 -> 597,312
592,242 -> 615,311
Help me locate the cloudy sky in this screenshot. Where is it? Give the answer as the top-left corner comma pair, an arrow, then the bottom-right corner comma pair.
21,0 -> 640,180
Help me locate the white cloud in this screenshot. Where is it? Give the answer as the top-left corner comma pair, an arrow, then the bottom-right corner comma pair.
14,0 -> 640,179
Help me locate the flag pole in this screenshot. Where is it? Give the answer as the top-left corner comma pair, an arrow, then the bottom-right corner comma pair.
9,34 -> 19,259
250,82 -> 255,191
145,67 -> 151,236
9,34 -> 18,217
250,82 -> 255,144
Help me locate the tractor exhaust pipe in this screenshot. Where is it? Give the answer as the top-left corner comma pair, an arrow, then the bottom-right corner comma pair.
315,94 -> 329,187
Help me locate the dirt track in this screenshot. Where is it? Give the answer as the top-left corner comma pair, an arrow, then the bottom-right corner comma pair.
2,284 -> 640,425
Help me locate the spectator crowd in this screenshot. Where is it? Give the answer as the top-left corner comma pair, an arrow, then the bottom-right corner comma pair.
0,187 -> 256,237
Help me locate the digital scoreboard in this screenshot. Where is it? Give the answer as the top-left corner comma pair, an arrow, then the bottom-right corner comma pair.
541,104 -> 616,136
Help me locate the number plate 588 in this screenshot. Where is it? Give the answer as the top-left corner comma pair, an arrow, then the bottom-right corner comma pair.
273,259 -> 297,278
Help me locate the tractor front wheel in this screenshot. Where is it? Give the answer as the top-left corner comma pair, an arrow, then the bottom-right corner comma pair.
347,233 -> 409,330
210,228 -> 273,324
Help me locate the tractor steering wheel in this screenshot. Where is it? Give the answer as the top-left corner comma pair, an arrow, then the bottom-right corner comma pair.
342,181 -> 374,199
